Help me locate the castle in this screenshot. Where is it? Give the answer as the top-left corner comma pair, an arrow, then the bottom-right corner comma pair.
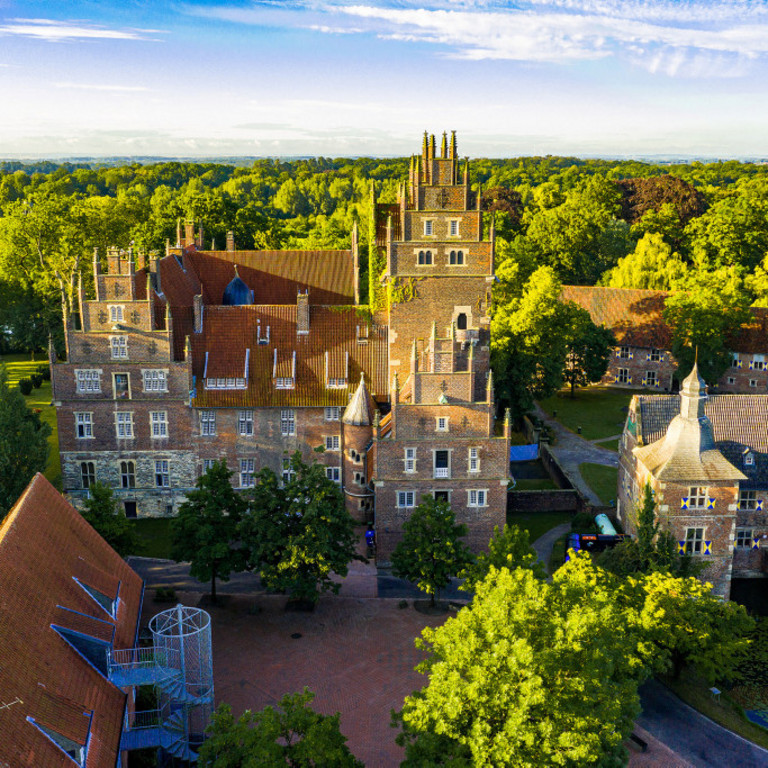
52,132 -> 510,560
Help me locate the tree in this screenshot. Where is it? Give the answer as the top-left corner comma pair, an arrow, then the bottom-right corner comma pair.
600,232 -> 688,290
563,306 -> 616,398
390,496 -> 474,607
80,481 -> 138,556
240,452 -> 360,605
460,523 -> 545,590
171,460 -> 246,603
0,365 -> 50,519
396,558 -> 647,767
198,689 -> 363,768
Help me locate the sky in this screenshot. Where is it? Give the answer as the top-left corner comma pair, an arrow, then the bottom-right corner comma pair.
3,0 -> 768,159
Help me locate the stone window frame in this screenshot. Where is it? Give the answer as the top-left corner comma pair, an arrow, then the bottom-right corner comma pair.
240,458 -> 256,488
397,490 -> 415,508
750,379 -> 759,388
416,249 -> 433,266
75,412 -> 94,439
433,490 -> 451,504
108,305 -> 125,324
687,486 -> 708,508
424,219 -> 434,236
448,219 -> 460,237
238,410 -> 254,436
468,447 -> 480,473
727,376 -> 736,385
448,249 -> 465,266
325,434 -> 340,451
649,348 -> 661,362
75,369 -> 102,394
736,528 -> 754,549
739,490 -> 758,510
433,448 -> 451,479
325,466 -> 341,484
199,410 -> 216,436
80,461 -> 96,489
617,368 -> 630,385
150,411 -> 168,439
436,416 -> 449,432
120,460 -> 136,489
468,489 -> 488,507
645,370 -> 658,387
684,526 -> 705,555
110,335 -> 128,359
325,406 -> 341,421
155,459 -> 170,487
113,372 -> 131,400
142,369 -> 168,393
115,411 -> 134,439
404,447 -> 416,473
280,409 -> 296,436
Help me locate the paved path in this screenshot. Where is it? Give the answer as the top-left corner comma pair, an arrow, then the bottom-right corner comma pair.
533,403 -> 619,506
532,523 -> 571,575
638,679 -> 768,767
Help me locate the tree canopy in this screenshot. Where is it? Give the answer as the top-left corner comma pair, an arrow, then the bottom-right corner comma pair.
80,481 -> 139,556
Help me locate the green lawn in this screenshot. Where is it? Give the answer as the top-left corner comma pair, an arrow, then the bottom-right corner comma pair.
131,518 -> 174,559
595,438 -> 620,453
538,386 -> 645,441
507,510 -> 573,544
579,463 -> 619,506
1,353 -> 61,489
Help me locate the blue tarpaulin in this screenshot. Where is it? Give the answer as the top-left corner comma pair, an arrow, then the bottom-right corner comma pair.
509,444 -> 539,462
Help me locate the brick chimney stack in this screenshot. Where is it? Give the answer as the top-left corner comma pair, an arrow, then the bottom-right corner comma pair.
226,231 -> 235,252
297,290 -> 309,335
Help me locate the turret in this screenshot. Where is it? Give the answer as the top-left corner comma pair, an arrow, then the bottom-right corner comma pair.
341,373 -> 375,523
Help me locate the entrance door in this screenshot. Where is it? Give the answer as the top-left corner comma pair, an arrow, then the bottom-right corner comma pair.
124,501 -> 137,519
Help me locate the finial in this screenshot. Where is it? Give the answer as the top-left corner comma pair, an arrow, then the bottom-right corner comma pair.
234,264 -> 239,278
441,131 -> 448,158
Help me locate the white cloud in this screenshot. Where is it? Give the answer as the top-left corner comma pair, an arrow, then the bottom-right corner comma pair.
54,82 -> 151,92
0,18 -> 163,42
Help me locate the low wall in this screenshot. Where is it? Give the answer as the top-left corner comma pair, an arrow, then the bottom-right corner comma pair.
540,445 -> 573,490
507,489 -> 580,514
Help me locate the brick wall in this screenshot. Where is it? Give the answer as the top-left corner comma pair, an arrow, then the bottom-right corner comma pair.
603,345 -> 676,390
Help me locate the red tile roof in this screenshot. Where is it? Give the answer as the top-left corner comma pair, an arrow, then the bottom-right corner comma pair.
191,305 -> 389,408
0,474 -> 144,768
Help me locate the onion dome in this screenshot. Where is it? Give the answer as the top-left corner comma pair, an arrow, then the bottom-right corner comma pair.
222,265 -> 253,306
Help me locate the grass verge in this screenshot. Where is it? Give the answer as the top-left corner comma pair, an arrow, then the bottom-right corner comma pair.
594,438 -> 620,453
507,510 -> 573,544
579,463 -> 618,506
131,518 -> 174,559
1,353 -> 61,489
538,386 -> 645,441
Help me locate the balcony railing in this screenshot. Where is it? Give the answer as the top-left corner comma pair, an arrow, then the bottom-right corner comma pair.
433,468 -> 450,479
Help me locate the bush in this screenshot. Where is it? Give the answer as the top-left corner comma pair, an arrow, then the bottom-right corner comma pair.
153,587 -> 177,603
36,365 -> 51,381
571,511 -> 598,532
18,378 -> 33,395
30,373 -> 43,389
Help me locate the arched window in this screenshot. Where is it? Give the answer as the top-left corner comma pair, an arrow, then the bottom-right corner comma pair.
457,313 -> 468,330
425,250 -> 433,265
449,250 -> 456,264
456,250 -> 464,264
418,250 -> 425,265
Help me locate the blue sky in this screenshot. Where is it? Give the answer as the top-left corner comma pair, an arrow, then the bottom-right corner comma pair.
3,0 -> 768,158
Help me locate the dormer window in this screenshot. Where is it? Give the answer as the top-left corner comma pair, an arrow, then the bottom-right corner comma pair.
273,349 -> 296,389
744,451 -> 755,467
327,378 -> 346,388
29,719 -> 87,767
276,377 -> 295,389
257,324 -> 270,345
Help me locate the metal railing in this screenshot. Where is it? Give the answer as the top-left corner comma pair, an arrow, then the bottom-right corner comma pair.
108,646 -> 176,672
433,468 -> 450,479
125,709 -> 162,731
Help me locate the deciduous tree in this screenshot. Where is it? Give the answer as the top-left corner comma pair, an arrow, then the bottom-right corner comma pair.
80,481 -> 139,556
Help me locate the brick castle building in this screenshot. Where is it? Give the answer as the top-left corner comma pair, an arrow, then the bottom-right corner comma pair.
52,132 -> 510,560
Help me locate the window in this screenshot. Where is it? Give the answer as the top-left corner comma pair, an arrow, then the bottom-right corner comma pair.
200,410 -> 216,436
688,486 -> 707,508
424,220 -> 433,236
736,529 -> 754,549
155,460 -> 170,487
115,411 -> 134,439
325,407 -> 340,421
325,466 -> 341,483
113,373 -> 130,400
275,377 -> 294,389
732,353 -> 740,368
325,435 -> 340,451
434,490 -> 450,503
404,447 -> 416,473
750,379 -> 758,388
436,416 -> 449,432
327,378 -> 347,389
397,491 -> 415,508
619,347 -> 630,359
206,377 -> 246,390
202,459 -> 215,473
142,369 -> 167,392
449,220 -> 459,237
739,490 -> 758,510
150,411 -> 168,438
449,249 -> 464,265
120,460 -> 135,489
239,410 -> 254,436
456,313 -> 467,330
684,527 -> 704,554
617,368 -> 630,384
110,336 -> 128,359
109,305 -> 124,323
240,458 -> 255,488
80,461 -> 95,489
727,376 -> 736,385
75,412 -> 93,439
645,371 -> 658,387
282,457 -> 294,485
469,447 -> 479,473
281,409 -> 295,436
417,250 -> 433,265
434,449 -> 450,478
468,489 -> 487,507
753,357 -> 766,371
649,349 -> 661,362
744,452 -> 755,467
75,370 -> 101,394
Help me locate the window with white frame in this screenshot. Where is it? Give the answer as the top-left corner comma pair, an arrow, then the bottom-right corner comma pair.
684,527 -> 704,554
732,353 -> 740,368
275,377 -> 294,389
736,529 -> 754,549
688,486 -> 707,508
200,410 -> 216,436
424,219 -> 433,236
150,411 -> 168,438
239,410 -> 254,436
282,457 -> 294,485
155,460 -> 170,487
281,409 -> 295,436
449,220 -> 459,237
109,305 -> 124,323
434,450 -> 450,478
327,378 -> 347,389
404,447 -> 416,473
142,369 -> 167,392
645,371 -> 658,387
468,489 -> 487,507
202,459 -> 215,474
649,348 -> 661,362
753,356 -> 766,371
727,376 -> 736,385
113,373 -> 130,400
110,336 -> 128,359
120,460 -> 135,489
80,461 -> 95,489
240,459 -> 255,488
739,490 -> 758,510
75,412 -> 93,439
75,369 -> 101,393
115,411 -> 134,439
325,407 -> 340,421
469,447 -> 480,473
449,249 -> 464,265
750,379 -> 759,388
397,491 -> 415,508
325,466 -> 341,483
744,452 -> 755,467
436,416 -> 449,432
619,347 -> 630,359
325,435 -> 340,451
617,368 -> 630,384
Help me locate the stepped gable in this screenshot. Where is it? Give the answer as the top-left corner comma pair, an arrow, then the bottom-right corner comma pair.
634,364 -> 746,482
561,285 -> 671,348
0,474 -> 143,768
185,250 -> 355,306
191,304 -> 388,408
343,373 -> 374,425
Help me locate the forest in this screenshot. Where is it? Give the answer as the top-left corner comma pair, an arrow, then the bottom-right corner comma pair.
2,151 -> 768,399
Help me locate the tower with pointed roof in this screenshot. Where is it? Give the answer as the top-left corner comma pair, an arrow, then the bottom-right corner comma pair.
341,373 -> 375,520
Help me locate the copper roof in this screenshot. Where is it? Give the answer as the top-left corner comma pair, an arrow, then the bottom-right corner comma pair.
190,305 -> 388,408
0,474 -> 143,768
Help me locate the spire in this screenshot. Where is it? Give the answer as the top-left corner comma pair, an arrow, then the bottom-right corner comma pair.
486,368 -> 494,402
463,157 -> 469,186
429,134 -> 436,159
450,130 -> 457,159
680,361 -> 707,421
441,131 -> 448,158
342,373 -> 374,426
422,130 -> 428,156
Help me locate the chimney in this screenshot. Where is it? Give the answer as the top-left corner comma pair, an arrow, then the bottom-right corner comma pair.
226,231 -> 235,252
176,219 -> 182,247
184,220 -> 195,247
136,249 -> 147,272
107,246 -> 120,275
193,294 -> 203,333
297,290 -> 310,335
150,252 -> 161,295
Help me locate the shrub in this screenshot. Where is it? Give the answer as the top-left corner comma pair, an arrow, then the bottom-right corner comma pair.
30,373 -> 43,389
18,378 -> 33,396
153,587 -> 177,603
36,365 -> 51,381
571,511 -> 598,532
